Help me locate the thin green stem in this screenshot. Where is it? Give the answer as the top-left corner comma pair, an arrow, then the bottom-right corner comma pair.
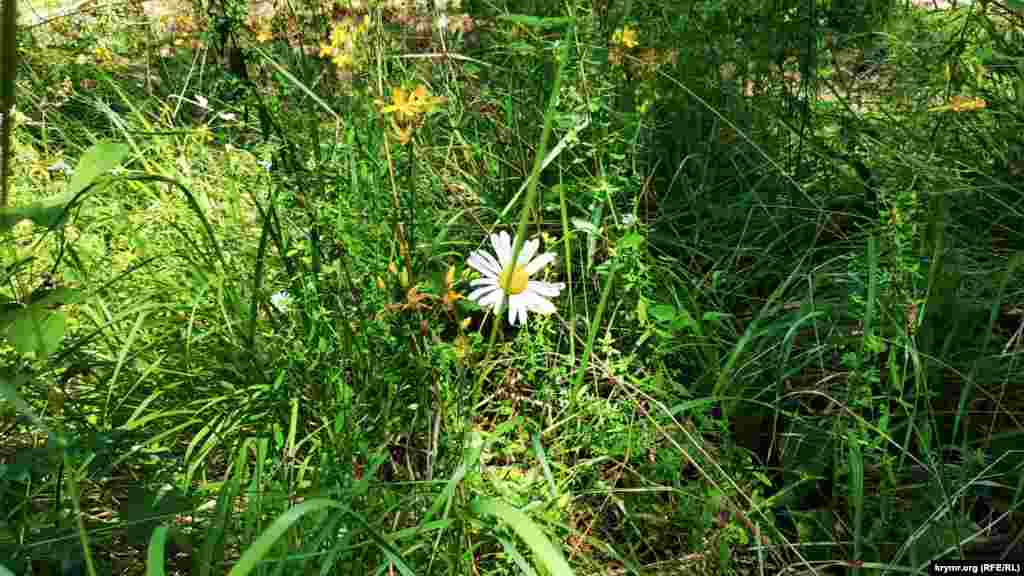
67,452 -> 98,576
558,170 -> 574,359
571,261 -> 616,405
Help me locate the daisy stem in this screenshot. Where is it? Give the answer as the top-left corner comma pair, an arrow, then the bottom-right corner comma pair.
471,28 -> 573,425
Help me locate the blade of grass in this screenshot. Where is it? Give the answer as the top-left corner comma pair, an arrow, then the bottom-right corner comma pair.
103,310 -> 149,428
533,433 -> 557,499
952,252 -> 1023,444
570,261 -> 616,405
557,172 -> 575,359
227,498 -> 416,576
65,450 -> 98,576
471,498 -> 575,576
146,526 -> 170,576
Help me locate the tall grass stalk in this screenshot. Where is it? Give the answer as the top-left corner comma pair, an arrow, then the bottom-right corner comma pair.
558,172 -> 575,359
470,27 -> 573,424
66,452 -> 98,576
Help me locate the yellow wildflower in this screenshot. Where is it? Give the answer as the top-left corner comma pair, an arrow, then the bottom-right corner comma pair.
408,84 -> 443,115
256,25 -> 273,43
332,52 -> 354,68
93,45 -> 113,63
379,87 -> 419,121
613,26 -> 638,49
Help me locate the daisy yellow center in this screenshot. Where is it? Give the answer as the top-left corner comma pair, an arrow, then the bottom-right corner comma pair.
500,265 -> 529,295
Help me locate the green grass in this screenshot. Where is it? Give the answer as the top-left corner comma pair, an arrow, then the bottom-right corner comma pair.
1,0 -> 1023,574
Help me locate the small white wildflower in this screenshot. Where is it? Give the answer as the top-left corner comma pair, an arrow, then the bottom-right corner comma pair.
271,290 -> 292,312
47,159 -> 73,175
219,111 -> 237,121
466,230 -> 565,326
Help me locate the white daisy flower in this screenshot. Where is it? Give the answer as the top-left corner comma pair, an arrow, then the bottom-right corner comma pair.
466,231 -> 565,326
270,290 -> 292,312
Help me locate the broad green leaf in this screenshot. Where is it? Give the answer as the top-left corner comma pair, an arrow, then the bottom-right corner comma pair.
5,307 -> 65,357
67,140 -> 130,198
0,141 -> 129,231
0,200 -> 70,231
472,498 -> 575,576
619,232 -> 644,250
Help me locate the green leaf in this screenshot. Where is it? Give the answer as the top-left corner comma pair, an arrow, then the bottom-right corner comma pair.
472,498 -> 575,576
619,232 -> 644,250
66,140 -> 130,198
0,141 -> 129,231
5,307 -> 65,357
702,311 -> 730,323
670,309 -> 695,331
649,304 -> 676,323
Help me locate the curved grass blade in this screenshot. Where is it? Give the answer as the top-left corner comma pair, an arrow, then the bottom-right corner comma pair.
226,498 -> 415,576
471,498 -> 575,576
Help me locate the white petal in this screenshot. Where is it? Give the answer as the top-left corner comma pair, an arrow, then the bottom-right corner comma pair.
465,252 -> 488,276
520,291 -> 556,315
525,280 -> 564,298
467,284 -> 500,303
467,251 -> 500,277
478,250 -> 503,277
491,231 -> 512,267
470,277 -> 499,288
516,238 -> 538,266
507,297 -> 527,326
524,252 -> 556,275
500,232 -> 514,266
477,288 -> 506,308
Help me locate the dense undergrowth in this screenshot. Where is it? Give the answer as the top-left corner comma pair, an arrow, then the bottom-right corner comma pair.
1,0 -> 1023,574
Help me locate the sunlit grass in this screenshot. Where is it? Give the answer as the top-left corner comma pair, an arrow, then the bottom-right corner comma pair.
1,0 -> 1022,574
